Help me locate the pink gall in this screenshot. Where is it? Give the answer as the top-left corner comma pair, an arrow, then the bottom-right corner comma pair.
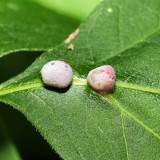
87,65 -> 116,94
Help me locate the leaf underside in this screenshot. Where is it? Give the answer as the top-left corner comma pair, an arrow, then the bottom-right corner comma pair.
1,0 -> 160,159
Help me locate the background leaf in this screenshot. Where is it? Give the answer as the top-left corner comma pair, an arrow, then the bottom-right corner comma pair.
1,0 -> 160,159
0,118 -> 21,160
0,0 -> 79,58
34,0 -> 101,21
0,51 -> 62,159
0,102 -> 62,160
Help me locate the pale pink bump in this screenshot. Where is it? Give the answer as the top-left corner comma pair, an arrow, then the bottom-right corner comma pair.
87,65 -> 116,93
41,60 -> 73,88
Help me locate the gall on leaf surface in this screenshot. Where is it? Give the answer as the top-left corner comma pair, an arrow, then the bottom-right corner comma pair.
1,0 -> 160,159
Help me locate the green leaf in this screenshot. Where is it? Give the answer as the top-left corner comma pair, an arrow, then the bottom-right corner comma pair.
0,0 -> 79,58
34,0 -> 101,21
1,0 -> 160,159
0,118 -> 21,160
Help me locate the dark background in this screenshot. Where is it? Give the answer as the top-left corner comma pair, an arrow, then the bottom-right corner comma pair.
0,51 -> 62,160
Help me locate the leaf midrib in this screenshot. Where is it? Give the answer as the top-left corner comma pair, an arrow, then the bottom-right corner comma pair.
0,79 -> 160,96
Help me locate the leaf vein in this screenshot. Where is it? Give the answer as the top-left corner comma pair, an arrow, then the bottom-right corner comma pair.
116,82 -> 160,94
118,5 -> 122,50
29,91 -> 85,160
1,80 -> 160,96
121,112 -> 130,160
86,7 -> 103,64
97,27 -> 160,63
106,95 -> 160,140
85,96 -> 100,159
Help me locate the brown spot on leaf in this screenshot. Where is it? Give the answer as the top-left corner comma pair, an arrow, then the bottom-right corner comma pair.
64,28 -> 80,44
68,44 -> 74,50
59,60 -> 72,64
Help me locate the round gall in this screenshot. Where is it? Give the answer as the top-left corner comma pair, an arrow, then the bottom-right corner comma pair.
87,65 -> 116,94
41,60 -> 73,88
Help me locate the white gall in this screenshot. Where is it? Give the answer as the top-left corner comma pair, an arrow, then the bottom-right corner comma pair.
41,60 -> 73,88
87,65 -> 116,93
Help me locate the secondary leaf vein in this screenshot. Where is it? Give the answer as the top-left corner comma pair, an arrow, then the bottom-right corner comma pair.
118,5 -> 122,50
29,91 -> 85,160
97,27 -> 160,63
106,95 -> 160,140
121,112 -> 130,160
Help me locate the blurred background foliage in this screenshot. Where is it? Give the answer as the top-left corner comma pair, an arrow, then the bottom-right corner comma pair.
34,0 -> 101,21
0,0 -> 101,159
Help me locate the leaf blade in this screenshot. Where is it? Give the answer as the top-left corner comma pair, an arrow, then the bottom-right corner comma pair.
1,0 -> 160,159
